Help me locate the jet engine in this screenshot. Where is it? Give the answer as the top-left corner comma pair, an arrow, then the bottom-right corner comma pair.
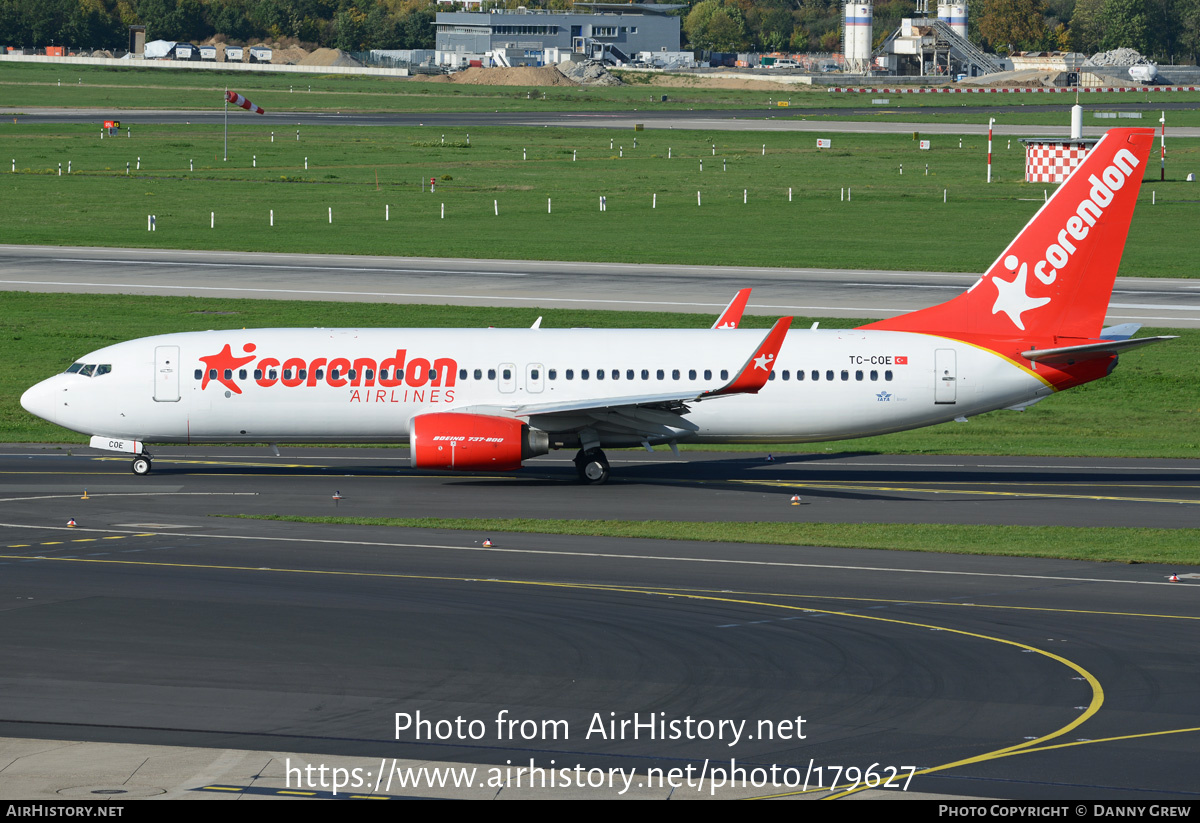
410,412 -> 549,471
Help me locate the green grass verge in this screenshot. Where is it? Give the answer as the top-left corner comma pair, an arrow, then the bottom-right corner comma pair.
6,63 -> 1198,116
3,293 -> 1194,458
228,515 -> 1200,565
2,124 -> 1197,274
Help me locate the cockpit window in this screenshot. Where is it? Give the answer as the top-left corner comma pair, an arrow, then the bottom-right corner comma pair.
78,364 -> 95,377
95,364 -> 112,376
65,363 -> 84,374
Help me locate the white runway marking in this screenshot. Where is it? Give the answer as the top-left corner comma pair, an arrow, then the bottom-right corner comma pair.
0,521 -> 1184,587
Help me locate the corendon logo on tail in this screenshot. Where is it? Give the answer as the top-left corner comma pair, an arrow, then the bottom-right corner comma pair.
984,146 -> 1142,331
196,344 -> 458,403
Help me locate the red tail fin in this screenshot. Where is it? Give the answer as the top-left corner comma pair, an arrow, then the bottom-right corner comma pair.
862,128 -> 1154,343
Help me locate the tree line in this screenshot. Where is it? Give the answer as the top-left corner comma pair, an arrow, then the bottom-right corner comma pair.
1,0 -> 1196,64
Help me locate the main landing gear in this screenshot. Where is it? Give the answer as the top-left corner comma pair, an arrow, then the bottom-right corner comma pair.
131,453 -> 153,476
574,448 -> 610,485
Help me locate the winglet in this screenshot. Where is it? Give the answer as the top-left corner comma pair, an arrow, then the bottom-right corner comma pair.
711,288 -> 752,329
701,316 -> 792,398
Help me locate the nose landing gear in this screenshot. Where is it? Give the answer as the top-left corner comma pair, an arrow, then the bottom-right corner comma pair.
131,454 -> 153,476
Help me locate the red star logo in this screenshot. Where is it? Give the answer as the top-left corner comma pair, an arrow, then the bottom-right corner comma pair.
198,343 -> 256,394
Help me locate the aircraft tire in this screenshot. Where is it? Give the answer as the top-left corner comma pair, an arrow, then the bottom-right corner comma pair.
575,449 -> 609,485
131,456 -> 152,476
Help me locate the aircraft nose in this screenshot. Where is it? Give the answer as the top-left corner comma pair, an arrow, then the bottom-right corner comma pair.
20,379 -> 58,424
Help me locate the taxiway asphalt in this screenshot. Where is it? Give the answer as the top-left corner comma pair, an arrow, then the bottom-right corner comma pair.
0,445 -> 1196,800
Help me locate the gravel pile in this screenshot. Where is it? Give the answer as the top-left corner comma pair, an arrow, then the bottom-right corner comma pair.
1084,48 -> 1151,67
556,60 -> 624,86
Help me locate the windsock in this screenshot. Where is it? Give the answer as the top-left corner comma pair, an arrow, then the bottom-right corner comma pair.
225,90 -> 265,115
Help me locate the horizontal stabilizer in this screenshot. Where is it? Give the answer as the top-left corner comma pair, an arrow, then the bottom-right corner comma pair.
1022,335 -> 1176,366
1099,323 -> 1141,341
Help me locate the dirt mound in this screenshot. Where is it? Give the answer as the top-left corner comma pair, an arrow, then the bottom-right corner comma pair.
645,73 -> 804,91
449,66 -> 576,86
301,48 -> 363,68
272,45 -> 310,65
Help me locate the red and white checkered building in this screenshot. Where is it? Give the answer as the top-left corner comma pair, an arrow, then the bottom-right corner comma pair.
1021,138 -> 1100,183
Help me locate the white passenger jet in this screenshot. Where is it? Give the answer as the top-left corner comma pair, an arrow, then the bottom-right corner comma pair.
21,128 -> 1172,484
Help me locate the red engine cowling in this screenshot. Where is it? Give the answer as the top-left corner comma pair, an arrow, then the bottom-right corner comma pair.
410,412 -> 549,471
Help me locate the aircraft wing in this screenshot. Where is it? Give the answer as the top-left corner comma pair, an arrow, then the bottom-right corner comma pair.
1022,335 -> 1176,366
498,317 -> 793,436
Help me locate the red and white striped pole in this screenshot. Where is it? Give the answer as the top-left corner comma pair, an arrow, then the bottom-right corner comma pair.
1160,111 -> 1166,181
987,117 -> 994,183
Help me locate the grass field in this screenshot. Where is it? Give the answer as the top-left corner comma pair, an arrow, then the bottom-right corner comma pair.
2,123 -> 1197,274
4,293 -> 1194,458
232,516 -> 1200,565
5,63 -> 1200,115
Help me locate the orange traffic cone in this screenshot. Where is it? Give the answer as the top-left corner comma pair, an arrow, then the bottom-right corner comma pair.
482,538 -> 493,548
1169,573 -> 1180,582
67,518 -> 77,527
790,495 -> 801,506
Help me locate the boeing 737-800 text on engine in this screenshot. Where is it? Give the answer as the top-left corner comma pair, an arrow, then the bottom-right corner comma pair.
21,129 -> 1173,483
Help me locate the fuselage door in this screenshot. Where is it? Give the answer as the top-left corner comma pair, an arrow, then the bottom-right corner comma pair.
526,363 -> 544,394
154,345 -> 180,402
498,363 -> 516,394
934,348 -> 957,404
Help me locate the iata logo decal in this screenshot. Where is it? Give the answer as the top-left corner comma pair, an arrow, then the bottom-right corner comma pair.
195,344 -> 458,404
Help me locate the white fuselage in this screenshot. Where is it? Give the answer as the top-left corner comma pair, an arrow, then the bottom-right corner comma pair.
21,327 -> 1052,449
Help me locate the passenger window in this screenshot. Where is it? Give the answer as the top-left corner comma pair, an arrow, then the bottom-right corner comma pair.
349,370 -> 357,380
626,369 -> 634,380
885,370 -> 893,381
704,369 -> 712,380
768,371 -> 775,380
566,369 -> 574,380
641,369 -> 649,380
688,369 -> 697,380
474,369 -> 483,380
720,370 -> 728,380
548,369 -> 556,380
429,368 -> 437,381
826,370 -> 834,381
870,370 -> 878,381
596,369 -> 604,380
797,370 -> 805,381
459,369 -> 467,380
657,369 -> 665,380
379,369 -> 389,380
195,369 -> 203,380
841,370 -> 849,381
315,369 -> 324,380
812,370 -> 819,381
239,369 -> 247,379
330,369 -> 340,380
531,369 -> 539,380
269,369 -> 278,380
254,369 -> 262,380
672,369 -> 680,380
299,369 -> 308,380
209,369 -> 218,380
365,369 -> 374,380
488,369 -> 496,380
502,368 -> 512,380
855,370 -> 863,381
